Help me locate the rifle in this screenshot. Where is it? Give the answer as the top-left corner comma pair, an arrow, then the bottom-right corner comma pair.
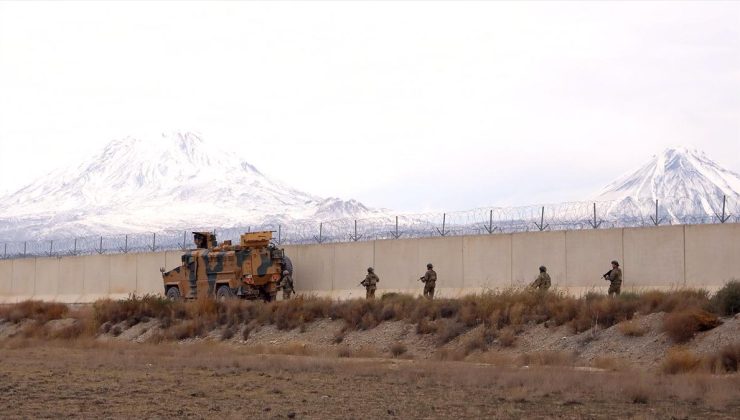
602,269 -> 612,281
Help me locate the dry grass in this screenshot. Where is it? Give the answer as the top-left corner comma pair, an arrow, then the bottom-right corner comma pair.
618,319 -> 648,337
663,307 -> 721,343
706,343 -> 740,374
520,351 -> 575,367
0,288 -> 729,350
390,342 -> 407,357
662,347 -> 703,374
498,326 -> 517,347
0,300 -> 68,323
710,280 -> 740,316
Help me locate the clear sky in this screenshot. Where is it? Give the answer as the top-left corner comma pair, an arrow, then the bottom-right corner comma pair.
0,1 -> 738,212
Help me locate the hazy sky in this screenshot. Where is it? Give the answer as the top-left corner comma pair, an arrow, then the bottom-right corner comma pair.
0,1 -> 738,212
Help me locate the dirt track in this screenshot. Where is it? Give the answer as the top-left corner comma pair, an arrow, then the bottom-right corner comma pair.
1,341 -> 738,419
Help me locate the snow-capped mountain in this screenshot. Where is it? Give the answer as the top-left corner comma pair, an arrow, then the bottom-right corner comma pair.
0,132 -> 382,240
595,147 -> 740,221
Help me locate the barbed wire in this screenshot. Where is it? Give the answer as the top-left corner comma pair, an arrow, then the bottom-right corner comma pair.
1,194 -> 737,259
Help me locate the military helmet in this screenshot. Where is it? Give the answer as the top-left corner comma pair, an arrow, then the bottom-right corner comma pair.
426,263 -> 433,269
539,265 -> 546,272
367,267 -> 374,272
282,270 -> 289,275
611,260 -> 619,266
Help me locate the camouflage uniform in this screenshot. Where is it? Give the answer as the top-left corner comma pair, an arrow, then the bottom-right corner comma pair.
278,272 -> 294,300
421,268 -> 437,299
361,271 -> 379,299
530,271 -> 551,291
607,267 -> 622,296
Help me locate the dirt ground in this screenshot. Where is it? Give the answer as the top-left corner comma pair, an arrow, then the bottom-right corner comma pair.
0,340 -> 738,419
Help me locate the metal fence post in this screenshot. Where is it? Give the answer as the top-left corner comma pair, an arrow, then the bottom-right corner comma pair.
152,233 -> 157,252
124,235 -> 129,253
23,241 -> 27,257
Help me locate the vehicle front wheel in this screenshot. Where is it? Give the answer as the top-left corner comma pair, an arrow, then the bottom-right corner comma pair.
216,285 -> 234,300
166,287 -> 181,300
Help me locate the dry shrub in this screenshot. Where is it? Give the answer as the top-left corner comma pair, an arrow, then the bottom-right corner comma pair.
49,321 -> 84,340
618,319 -> 648,337
591,356 -> 624,371
221,326 -> 235,340
0,300 -> 68,323
497,326 -> 517,347
625,382 -> 652,404
662,347 -> 702,374
463,327 -> 495,353
520,351 -> 574,367
342,346 -> 380,358
638,289 -> 710,313
710,280 -> 740,316
416,318 -> 437,334
93,295 -> 175,327
111,325 -> 122,337
390,342 -> 407,357
435,319 -> 466,345
663,308 -> 721,343
434,348 -> 466,361
706,343 -> 740,374
337,346 -> 351,358
166,319 -> 206,340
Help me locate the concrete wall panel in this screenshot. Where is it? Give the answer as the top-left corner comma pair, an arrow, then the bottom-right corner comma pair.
565,228 -> 623,290
33,257 -> 59,301
374,238 -> 419,293
418,236 -> 464,297
283,244 -> 334,294
0,260 -> 12,303
82,254 -> 110,302
332,241 -> 374,299
511,231 -> 566,287
623,226 -> 685,288
463,234 -> 512,292
165,251 -> 184,272
136,252 -> 167,296
57,257 -> 85,303
109,253 -> 138,300
685,224 -> 740,289
11,258 -> 36,302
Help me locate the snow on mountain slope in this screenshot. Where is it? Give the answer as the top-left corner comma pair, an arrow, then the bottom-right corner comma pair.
596,147 -> 740,220
0,132 -> 382,240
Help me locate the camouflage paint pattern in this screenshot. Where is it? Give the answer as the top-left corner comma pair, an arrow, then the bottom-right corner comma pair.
162,231 -> 287,301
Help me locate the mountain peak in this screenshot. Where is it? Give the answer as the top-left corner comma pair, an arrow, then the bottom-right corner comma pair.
0,133 -> 381,240
596,147 -> 740,219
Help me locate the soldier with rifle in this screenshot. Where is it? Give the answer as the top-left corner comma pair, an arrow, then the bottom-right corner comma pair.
360,267 -> 379,299
419,263 -> 437,299
530,265 -> 551,291
278,270 -> 294,300
602,260 -> 622,296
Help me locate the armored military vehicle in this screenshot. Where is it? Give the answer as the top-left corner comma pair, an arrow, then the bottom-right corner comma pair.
161,231 -> 291,302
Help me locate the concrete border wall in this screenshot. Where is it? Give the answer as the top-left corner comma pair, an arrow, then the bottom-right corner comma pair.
0,224 -> 737,302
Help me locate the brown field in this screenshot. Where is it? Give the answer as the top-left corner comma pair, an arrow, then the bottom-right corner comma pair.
0,340 -> 739,419
1,287 -> 739,418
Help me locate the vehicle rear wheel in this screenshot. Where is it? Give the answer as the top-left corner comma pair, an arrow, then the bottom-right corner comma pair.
166,287 -> 181,300
216,285 -> 234,300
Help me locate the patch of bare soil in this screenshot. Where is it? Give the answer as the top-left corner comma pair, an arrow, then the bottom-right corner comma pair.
0,341 -> 738,419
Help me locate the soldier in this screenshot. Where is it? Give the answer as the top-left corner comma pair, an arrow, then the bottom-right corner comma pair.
419,263 -> 437,299
278,270 -> 294,300
360,267 -> 379,299
602,260 -> 622,296
530,265 -> 551,291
